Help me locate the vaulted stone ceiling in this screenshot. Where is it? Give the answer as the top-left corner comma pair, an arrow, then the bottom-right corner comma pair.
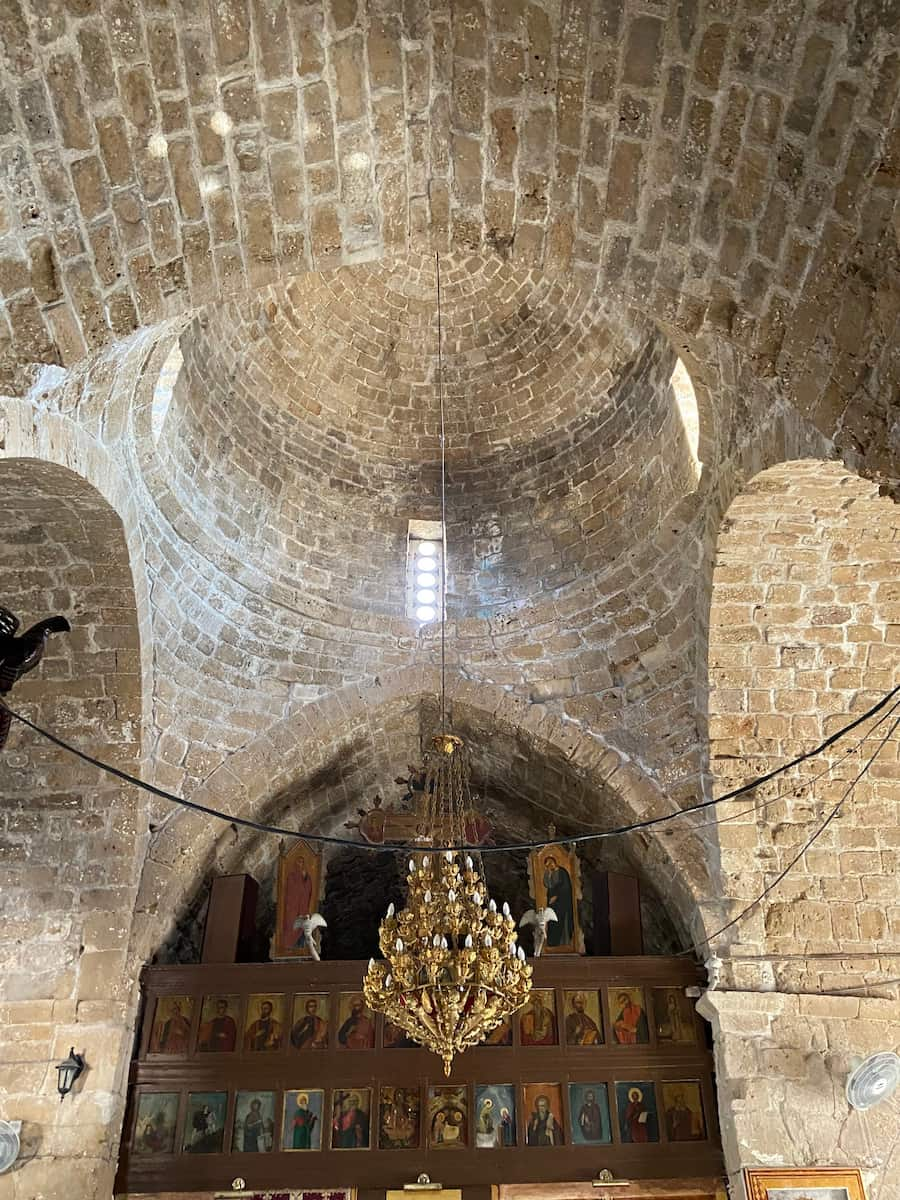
161,252 -> 692,615
1,7 -> 899,1197
0,0 -> 897,489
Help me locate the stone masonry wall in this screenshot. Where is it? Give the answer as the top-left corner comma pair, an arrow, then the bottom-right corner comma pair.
0,459 -> 145,1200
708,461 -> 900,994
701,990 -> 900,1200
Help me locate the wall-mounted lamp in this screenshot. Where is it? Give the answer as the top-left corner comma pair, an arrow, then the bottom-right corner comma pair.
55,1048 -> 85,1100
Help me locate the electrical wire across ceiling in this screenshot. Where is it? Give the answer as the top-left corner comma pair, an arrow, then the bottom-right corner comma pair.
2,682 -> 897,853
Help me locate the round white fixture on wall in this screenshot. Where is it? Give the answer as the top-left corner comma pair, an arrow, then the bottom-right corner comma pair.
0,1120 -> 21,1174
846,1051 -> 900,1111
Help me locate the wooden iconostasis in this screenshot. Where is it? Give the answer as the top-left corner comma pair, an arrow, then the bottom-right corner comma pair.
115,957 -> 723,1195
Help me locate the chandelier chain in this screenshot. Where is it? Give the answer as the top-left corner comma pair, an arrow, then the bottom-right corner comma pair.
362,255 -> 532,1075
436,252 -> 448,732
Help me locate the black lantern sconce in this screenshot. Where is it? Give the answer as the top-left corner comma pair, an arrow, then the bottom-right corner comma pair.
55,1047 -> 85,1100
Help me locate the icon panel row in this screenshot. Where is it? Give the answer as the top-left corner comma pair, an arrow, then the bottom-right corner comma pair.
146,985 -> 697,1055
132,1078 -> 708,1157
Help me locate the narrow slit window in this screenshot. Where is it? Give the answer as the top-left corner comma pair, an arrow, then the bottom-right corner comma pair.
670,356 -> 701,481
407,519 -> 444,623
151,342 -> 183,443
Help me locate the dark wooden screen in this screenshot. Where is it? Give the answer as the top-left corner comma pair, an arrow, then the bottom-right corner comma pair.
115,956 -> 722,1195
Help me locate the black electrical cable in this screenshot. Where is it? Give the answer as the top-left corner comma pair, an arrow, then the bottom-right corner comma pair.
800,976 -> 900,996
1,682 -> 897,854
687,695 -> 900,830
683,710 -> 900,955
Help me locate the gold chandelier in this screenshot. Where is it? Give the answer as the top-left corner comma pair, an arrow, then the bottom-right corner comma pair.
362,257 -> 532,1075
363,735 -> 532,1075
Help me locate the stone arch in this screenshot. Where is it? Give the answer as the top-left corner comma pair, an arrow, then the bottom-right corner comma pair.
0,404 -> 155,740
133,669 -> 722,970
706,459 -> 900,993
0,457 -> 146,1197
114,250 -> 727,801
0,2 -> 895,490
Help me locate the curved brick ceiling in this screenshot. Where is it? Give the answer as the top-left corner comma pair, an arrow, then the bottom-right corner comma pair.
0,0 -> 895,487
154,251 -> 696,614
177,251 -> 653,456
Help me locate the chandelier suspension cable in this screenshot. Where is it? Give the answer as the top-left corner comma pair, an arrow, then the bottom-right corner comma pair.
435,251 -> 448,732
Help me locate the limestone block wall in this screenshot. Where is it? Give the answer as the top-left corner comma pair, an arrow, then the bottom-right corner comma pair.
701,991 -> 900,1200
0,460 -> 145,1200
708,462 -> 900,993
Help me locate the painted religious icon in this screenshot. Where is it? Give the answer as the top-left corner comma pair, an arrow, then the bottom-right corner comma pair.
383,1018 -> 418,1048
133,1092 -> 178,1155
568,1083 -> 612,1145
474,1085 -> 516,1148
744,1168 -> 867,1200
483,1015 -> 512,1046
148,995 -> 193,1055
182,1091 -> 227,1154
519,989 -> 558,1046
290,993 -> 329,1050
336,993 -> 376,1049
197,994 -> 240,1053
233,1091 -> 276,1153
652,986 -> 696,1045
331,1088 -> 372,1150
378,1086 -> 421,1149
527,842 -> 584,954
428,1085 -> 469,1149
765,1191 -> 858,1200
563,989 -> 603,1045
615,1081 -> 659,1143
282,1089 -> 324,1151
243,993 -> 285,1051
661,1081 -> 706,1141
273,839 -> 323,959
524,1083 -> 565,1146
608,985 -> 650,1045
